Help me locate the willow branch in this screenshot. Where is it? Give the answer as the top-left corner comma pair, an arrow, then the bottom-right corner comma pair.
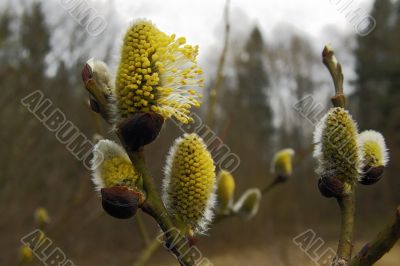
334,188 -> 355,266
83,62 -> 200,266
322,45 -> 345,108
349,206 -> 400,266
132,173 -> 286,265
206,0 -> 230,129
119,145 -> 196,266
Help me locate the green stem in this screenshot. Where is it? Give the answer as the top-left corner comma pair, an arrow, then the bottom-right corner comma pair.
135,213 -> 151,246
349,206 -> 400,266
121,145 -> 196,266
261,178 -> 283,195
134,237 -> 162,266
334,188 -> 355,265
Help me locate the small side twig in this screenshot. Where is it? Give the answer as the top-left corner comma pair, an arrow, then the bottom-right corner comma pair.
349,206 -> 400,266
134,237 -> 162,266
261,178 -> 285,195
135,213 -> 151,246
322,45 -> 345,108
206,0 -> 230,129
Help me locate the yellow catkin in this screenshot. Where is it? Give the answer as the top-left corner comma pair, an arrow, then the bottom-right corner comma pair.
359,130 -> 388,168
34,207 -> 50,226
216,170 -> 235,212
271,148 -> 295,177
100,157 -> 138,188
19,246 -> 34,264
234,188 -> 261,220
163,133 -> 216,233
115,20 -> 203,124
314,107 -> 360,185
91,140 -> 138,191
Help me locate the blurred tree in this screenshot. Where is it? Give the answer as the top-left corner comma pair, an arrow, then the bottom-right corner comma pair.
20,2 -> 50,79
354,0 -> 400,203
0,9 -> 11,46
354,0 -> 395,129
219,26 -> 273,186
237,27 -> 272,150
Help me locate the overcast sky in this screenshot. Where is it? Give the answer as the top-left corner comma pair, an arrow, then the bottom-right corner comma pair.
113,0 -> 374,51
0,0 -> 375,82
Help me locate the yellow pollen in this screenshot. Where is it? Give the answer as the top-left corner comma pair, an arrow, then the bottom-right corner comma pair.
101,157 -> 138,188
115,20 -> 203,124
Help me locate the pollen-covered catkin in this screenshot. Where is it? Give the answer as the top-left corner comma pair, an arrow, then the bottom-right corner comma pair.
162,133 -> 216,233
115,20 -> 203,124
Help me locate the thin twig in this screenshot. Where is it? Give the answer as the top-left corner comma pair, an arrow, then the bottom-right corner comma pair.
349,206 -> 400,266
261,178 -> 284,195
206,0 -> 230,129
322,45 -> 345,108
134,237 -> 162,266
135,213 -> 151,246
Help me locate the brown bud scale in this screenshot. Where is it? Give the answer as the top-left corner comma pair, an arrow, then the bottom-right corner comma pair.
101,186 -> 144,219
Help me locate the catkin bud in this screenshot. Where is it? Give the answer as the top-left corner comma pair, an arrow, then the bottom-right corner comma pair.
216,170 -> 235,213
34,207 -> 50,227
91,140 -> 143,219
233,188 -> 262,220
271,148 -> 295,181
91,140 -> 138,190
162,133 -> 216,234
82,58 -> 114,123
101,186 -> 144,219
313,107 -> 361,190
117,112 -> 164,151
358,130 -> 389,185
318,176 -> 344,198
19,246 -> 34,264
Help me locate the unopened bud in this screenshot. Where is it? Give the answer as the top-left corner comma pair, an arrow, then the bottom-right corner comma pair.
118,112 -> 164,151
358,130 -> 388,185
19,246 -> 34,264
34,207 -> 50,227
101,186 -> 144,219
359,165 -> 384,185
318,176 -> 344,198
216,170 -> 235,213
271,148 -> 295,181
